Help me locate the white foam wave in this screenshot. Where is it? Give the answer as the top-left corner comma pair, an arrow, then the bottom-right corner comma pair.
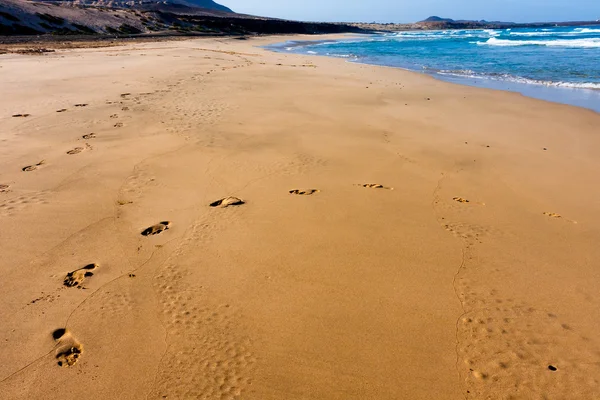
548,81 -> 600,89
510,28 -> 600,37
509,31 -> 556,37
435,69 -> 600,89
326,53 -> 357,59
483,29 -> 501,37
576,28 -> 600,34
478,37 -> 600,48
391,29 -> 495,40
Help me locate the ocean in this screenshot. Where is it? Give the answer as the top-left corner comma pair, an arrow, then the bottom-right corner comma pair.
268,26 -> 600,113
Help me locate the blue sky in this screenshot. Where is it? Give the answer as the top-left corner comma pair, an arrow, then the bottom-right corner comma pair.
222,0 -> 600,23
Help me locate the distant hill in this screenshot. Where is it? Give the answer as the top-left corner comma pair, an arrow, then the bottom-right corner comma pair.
421,16 -> 454,23
420,16 -> 518,25
415,16 -> 600,30
351,17 -> 600,33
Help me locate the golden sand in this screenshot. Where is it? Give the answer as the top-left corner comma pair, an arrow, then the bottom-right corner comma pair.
0,34 -> 599,399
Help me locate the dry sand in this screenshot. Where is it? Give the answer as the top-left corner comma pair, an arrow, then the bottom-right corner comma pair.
0,34 -> 599,400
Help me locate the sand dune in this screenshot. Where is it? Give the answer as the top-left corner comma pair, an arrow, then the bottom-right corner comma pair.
0,35 -> 599,399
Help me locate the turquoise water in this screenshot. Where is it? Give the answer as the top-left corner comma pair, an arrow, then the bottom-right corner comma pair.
268,26 -> 600,112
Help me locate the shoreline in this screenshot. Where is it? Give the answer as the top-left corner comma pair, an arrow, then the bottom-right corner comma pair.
265,34 -> 600,113
1,34 -> 600,399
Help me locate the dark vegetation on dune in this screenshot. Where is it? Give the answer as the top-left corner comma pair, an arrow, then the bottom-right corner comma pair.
157,13 -> 365,35
0,0 -> 367,38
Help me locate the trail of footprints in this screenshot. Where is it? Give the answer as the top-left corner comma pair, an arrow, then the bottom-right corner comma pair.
0,191 -> 49,216
12,88 -> 582,398
7,99 -> 121,369
13,98 -> 111,181
436,185 -> 591,397
149,221 -> 255,399
455,270 -> 600,399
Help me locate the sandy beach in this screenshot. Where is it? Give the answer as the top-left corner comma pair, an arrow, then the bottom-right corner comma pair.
1,34 -> 599,399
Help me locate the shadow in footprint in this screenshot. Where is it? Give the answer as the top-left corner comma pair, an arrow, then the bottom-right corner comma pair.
453,197 -> 470,203
53,329 -> 83,367
361,184 -> 393,190
12,113 -> 30,118
67,147 -> 84,155
543,212 -> 577,224
56,109 -> 67,113
22,160 -> 45,172
289,189 -> 319,195
141,221 -> 171,236
64,263 -> 98,288
74,104 -> 88,107
82,133 -> 96,140
210,197 -> 245,208
543,212 -> 561,218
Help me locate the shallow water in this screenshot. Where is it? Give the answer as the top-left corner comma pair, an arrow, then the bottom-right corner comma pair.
268,26 -> 600,113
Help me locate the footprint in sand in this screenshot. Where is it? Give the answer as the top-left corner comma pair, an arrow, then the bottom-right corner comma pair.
52,329 -> 83,367
56,109 -> 67,113
22,160 -> 45,172
543,212 -> 561,218
210,196 -> 245,208
360,183 -> 393,190
542,212 -> 577,224
0,184 -> 9,193
289,189 -> 320,195
453,197 -> 470,203
74,103 -> 88,107
12,113 -> 30,118
82,133 -> 96,140
66,147 -> 84,155
64,263 -> 98,288
120,93 -> 131,98
114,122 -> 123,128
110,114 -> 119,119
141,221 -> 172,236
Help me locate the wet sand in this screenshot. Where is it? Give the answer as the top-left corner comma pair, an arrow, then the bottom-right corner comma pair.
1,35 -> 599,399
